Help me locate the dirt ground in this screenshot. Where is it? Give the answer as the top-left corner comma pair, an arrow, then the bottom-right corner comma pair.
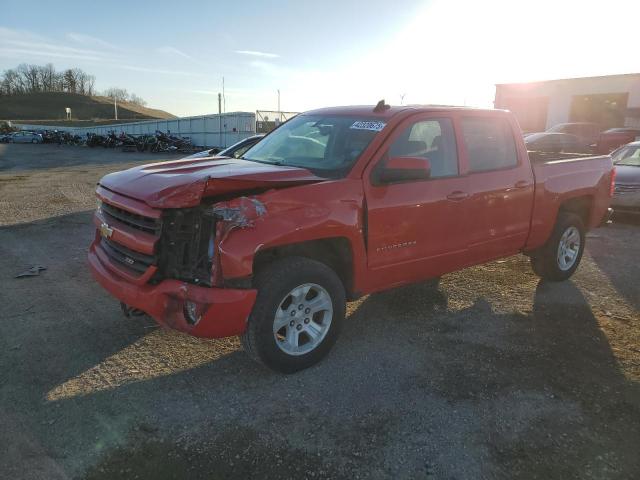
1,144 -> 639,480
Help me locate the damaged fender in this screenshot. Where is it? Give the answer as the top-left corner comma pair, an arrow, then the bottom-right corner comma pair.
213,180 -> 369,290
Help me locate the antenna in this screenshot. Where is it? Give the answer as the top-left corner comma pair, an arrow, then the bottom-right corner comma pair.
373,99 -> 390,113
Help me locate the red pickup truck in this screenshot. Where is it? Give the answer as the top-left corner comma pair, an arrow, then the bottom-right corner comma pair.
89,104 -> 614,372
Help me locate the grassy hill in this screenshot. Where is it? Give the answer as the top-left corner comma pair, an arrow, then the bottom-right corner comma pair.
0,92 -> 176,122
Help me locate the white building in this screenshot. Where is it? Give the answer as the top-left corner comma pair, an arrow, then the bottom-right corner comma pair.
495,73 -> 640,132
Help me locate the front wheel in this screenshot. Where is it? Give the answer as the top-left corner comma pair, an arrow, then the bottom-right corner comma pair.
241,257 -> 346,373
530,212 -> 585,281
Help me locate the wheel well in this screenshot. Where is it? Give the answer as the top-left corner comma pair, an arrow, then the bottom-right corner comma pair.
253,238 -> 354,298
558,196 -> 592,226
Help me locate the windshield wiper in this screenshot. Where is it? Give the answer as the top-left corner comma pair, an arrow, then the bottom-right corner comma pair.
241,157 -> 285,166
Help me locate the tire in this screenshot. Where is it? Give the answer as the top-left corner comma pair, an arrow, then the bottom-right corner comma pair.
530,212 -> 585,281
241,256 -> 346,373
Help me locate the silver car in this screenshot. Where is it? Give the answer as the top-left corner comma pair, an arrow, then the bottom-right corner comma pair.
10,131 -> 43,144
611,141 -> 640,215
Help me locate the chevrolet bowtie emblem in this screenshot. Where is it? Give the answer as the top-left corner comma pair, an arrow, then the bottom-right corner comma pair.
100,222 -> 113,238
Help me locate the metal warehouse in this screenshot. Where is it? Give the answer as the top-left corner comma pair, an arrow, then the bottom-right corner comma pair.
494,73 -> 640,132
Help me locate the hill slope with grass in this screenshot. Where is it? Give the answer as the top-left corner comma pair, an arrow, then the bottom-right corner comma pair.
0,92 -> 176,122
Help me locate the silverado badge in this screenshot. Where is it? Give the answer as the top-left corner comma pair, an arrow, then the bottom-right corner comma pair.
99,222 -> 113,239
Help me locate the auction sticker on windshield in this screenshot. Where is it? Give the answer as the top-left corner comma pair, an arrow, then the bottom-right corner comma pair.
350,121 -> 386,132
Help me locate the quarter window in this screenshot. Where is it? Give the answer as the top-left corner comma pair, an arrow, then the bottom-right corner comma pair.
461,117 -> 518,172
387,118 -> 458,178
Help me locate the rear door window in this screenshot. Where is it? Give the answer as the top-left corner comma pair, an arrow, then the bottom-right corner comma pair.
461,117 -> 518,172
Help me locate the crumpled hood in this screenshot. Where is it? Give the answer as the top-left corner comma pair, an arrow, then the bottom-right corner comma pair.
99,157 -> 326,208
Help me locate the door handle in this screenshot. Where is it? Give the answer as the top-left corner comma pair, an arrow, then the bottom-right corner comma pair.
514,180 -> 529,189
446,191 -> 469,201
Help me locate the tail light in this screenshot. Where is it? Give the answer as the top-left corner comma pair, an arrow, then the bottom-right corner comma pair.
609,167 -> 616,197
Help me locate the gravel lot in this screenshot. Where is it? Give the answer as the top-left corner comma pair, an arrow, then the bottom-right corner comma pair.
1,144 -> 639,479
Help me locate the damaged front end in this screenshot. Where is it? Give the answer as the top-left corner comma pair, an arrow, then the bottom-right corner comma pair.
89,187 -> 270,338
90,159 -> 325,338
154,196 -> 267,288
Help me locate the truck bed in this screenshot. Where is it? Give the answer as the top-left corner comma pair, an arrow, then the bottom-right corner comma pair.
525,151 -> 613,251
527,150 -> 601,163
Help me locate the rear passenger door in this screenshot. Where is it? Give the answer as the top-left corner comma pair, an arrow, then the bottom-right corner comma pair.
460,114 -> 534,263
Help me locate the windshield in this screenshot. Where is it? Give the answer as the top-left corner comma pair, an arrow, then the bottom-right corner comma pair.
613,145 -> 640,166
547,124 -> 568,133
241,115 -> 384,176
525,133 -> 548,143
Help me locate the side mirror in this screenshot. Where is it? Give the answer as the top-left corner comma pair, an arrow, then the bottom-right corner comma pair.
378,156 -> 431,184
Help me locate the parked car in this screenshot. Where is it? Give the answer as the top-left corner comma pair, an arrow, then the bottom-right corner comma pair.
611,140 -> 640,215
88,105 -> 614,373
525,132 -> 591,154
595,127 -> 640,154
9,131 -> 43,144
546,122 -> 603,146
0,132 -> 13,143
183,134 -> 265,160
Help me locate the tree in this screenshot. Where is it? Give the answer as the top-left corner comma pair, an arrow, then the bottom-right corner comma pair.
15,64 -> 40,93
0,69 -> 22,95
128,93 -> 147,106
63,69 -> 78,93
38,63 -> 56,92
0,63 -> 139,103
103,87 -> 129,102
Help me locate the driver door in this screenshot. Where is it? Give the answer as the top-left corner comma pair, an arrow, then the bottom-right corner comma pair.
363,114 -> 470,291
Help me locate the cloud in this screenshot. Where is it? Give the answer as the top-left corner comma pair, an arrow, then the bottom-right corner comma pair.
0,27 -> 201,77
235,50 -> 279,59
117,64 -> 200,76
157,46 -> 195,61
0,27 -> 117,62
66,32 -> 118,50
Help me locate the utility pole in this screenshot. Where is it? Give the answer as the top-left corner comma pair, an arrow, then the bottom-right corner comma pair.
277,89 -> 281,116
218,93 -> 223,147
114,96 -> 118,120
222,77 -> 226,147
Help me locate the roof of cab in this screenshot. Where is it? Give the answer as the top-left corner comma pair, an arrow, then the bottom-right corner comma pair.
303,104 -> 509,118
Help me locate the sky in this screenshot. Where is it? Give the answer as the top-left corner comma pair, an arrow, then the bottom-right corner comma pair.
1,0 -> 639,117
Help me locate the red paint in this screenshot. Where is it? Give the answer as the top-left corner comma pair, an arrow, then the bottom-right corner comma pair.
88,242 -> 257,337
88,106 -> 614,339
99,157 -> 325,208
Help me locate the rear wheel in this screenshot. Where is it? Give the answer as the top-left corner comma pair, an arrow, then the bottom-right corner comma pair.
241,257 -> 345,373
530,212 -> 585,281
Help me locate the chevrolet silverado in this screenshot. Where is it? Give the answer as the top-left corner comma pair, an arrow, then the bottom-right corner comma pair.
89,104 -> 615,372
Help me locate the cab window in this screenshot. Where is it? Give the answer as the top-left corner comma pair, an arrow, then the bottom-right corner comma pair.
461,117 -> 518,172
387,118 -> 458,178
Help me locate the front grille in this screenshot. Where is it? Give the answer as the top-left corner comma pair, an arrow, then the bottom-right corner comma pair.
156,207 -> 215,285
614,184 -> 640,195
101,237 -> 156,274
101,202 -> 161,235
98,200 -> 214,285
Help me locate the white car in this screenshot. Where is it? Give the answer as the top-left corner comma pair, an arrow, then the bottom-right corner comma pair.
10,131 -> 43,144
183,134 -> 264,159
611,141 -> 640,215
